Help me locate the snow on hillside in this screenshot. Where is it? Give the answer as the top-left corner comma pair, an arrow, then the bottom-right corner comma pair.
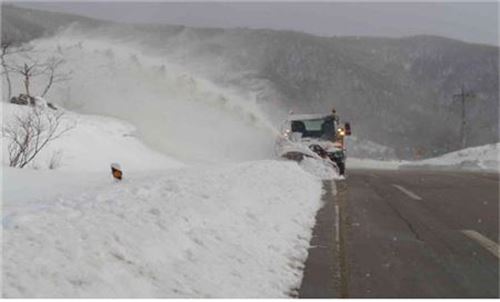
1,102 -> 183,171
348,143 -> 500,172
2,101 -> 326,297
3,160 -> 322,298
409,143 -> 500,172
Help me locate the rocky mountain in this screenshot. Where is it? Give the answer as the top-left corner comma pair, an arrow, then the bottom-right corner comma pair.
2,4 -> 498,159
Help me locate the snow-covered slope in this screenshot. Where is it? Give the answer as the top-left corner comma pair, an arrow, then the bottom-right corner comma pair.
2,102 -> 327,297
1,103 -> 183,171
3,161 -> 322,298
408,143 -> 500,172
348,143 -> 500,172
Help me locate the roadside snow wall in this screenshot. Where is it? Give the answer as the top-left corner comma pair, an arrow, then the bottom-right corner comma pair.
3,161 -> 323,297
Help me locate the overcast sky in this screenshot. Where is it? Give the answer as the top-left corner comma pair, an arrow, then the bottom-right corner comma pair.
13,1 -> 499,46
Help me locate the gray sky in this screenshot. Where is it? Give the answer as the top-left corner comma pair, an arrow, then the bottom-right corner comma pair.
13,1 -> 499,46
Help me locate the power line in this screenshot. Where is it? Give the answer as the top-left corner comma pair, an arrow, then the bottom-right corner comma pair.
453,84 -> 476,149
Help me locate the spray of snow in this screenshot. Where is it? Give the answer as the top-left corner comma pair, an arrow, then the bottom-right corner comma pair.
299,157 -> 341,180
7,32 -> 280,164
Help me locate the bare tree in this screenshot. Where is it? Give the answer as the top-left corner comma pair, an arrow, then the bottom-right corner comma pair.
4,46 -> 69,99
11,61 -> 44,97
0,41 -> 35,100
40,57 -> 70,98
1,42 -> 13,100
3,107 -> 74,168
8,54 -> 49,98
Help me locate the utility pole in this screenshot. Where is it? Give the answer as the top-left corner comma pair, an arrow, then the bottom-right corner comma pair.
453,84 -> 476,149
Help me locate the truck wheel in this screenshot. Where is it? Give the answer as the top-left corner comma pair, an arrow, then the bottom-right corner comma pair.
337,162 -> 345,176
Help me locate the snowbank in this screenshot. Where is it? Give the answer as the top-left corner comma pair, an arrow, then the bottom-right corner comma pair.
407,143 -> 500,172
1,103 -> 183,172
3,161 -> 323,298
299,157 -> 341,180
3,167 -> 107,209
348,143 -> 500,172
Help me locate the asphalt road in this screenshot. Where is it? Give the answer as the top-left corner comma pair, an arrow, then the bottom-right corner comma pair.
299,169 -> 499,298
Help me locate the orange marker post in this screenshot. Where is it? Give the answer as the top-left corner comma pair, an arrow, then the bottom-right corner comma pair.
111,163 -> 123,181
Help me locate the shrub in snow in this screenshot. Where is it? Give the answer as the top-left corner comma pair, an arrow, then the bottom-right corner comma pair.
9,95 -> 58,110
47,150 -> 63,170
2,106 -> 74,168
10,94 -> 35,106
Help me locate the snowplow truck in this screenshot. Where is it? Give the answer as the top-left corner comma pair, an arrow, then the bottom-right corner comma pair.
276,113 -> 351,175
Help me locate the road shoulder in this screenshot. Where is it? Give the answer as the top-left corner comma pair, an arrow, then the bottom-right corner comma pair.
298,180 -> 340,298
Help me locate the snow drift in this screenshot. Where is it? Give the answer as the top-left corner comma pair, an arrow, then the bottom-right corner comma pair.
407,143 -> 500,172
3,161 -> 323,298
1,102 -> 326,297
348,143 -> 500,172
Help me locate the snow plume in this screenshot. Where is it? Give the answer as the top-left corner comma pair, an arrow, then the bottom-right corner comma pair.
11,32 -> 280,164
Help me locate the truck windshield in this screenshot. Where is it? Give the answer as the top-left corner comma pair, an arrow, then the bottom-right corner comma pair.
291,117 -> 336,140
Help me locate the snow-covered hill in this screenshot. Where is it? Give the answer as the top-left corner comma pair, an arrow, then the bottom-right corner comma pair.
1,102 -> 183,171
2,102 -> 327,297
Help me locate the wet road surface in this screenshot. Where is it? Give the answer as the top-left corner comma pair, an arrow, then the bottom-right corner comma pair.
299,169 -> 499,298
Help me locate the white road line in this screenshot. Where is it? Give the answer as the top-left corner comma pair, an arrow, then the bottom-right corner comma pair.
461,230 -> 500,259
392,184 -> 423,200
333,203 -> 341,283
334,204 -> 340,243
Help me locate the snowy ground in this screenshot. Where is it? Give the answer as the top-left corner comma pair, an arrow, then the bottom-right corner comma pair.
348,143 -> 499,173
1,103 -> 183,172
406,143 -> 500,172
2,103 -> 326,297
3,161 -> 322,298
